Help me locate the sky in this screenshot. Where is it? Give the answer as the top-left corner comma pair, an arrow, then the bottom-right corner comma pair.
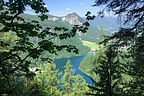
24,0 -> 116,17
25,0 -> 110,17
43,0 -> 99,17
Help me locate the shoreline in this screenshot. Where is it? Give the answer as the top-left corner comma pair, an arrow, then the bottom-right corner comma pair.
79,67 -> 96,84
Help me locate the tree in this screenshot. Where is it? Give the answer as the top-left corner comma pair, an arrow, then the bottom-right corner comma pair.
0,0 -> 95,95
72,75 -> 90,96
92,0 -> 144,95
60,60 -> 89,96
60,60 -> 74,96
123,43 -> 144,96
87,45 -> 125,96
0,31 -> 20,95
98,26 -> 106,41
27,63 -> 62,96
93,0 -> 143,47
27,60 -> 89,96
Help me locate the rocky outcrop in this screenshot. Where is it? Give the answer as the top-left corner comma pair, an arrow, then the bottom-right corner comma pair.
48,17 -> 58,21
61,12 -> 84,25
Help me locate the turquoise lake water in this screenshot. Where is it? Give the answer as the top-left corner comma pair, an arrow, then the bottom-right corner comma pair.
54,55 -> 95,86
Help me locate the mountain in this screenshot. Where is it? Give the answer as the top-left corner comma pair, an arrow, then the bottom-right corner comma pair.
88,17 -> 120,33
61,12 -> 84,25
58,13 -> 122,42
20,13 -> 90,59
20,13 -> 122,57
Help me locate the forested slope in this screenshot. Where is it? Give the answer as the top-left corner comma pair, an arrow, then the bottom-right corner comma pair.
20,13 -> 90,59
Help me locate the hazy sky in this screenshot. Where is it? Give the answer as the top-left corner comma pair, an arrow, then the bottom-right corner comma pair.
43,0 -> 100,17
25,0 -> 115,17
25,0 -> 105,17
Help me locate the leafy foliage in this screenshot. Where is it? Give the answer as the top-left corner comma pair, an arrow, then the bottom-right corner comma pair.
0,0 -> 95,95
27,61 -> 89,96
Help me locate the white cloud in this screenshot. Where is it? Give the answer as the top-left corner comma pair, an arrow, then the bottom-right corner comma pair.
80,2 -> 84,6
43,5 -> 47,7
66,8 -> 70,11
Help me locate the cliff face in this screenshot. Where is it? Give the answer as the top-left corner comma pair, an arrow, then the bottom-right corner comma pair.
47,13 -> 84,25
61,12 -> 84,25
48,17 -> 58,21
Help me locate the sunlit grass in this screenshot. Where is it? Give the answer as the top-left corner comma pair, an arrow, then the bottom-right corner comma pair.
82,40 -> 104,51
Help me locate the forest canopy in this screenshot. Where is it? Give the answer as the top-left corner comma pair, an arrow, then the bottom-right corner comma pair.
0,0 -> 144,96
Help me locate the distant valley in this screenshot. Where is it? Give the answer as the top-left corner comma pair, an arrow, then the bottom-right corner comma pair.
19,12 -> 122,60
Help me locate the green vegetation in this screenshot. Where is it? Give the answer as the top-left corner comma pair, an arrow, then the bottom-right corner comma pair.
82,41 -> 98,49
80,42 -> 143,95
87,47 -> 124,96
81,27 -> 107,52
51,35 -> 90,59
0,0 -> 144,96
82,40 -> 104,52
60,60 -> 89,96
80,26 -> 100,42
79,55 -> 97,79
27,60 -> 89,96
20,14 -> 90,59
0,0 -> 94,95
92,0 -> 144,95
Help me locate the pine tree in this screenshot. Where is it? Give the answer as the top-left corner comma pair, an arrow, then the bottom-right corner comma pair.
98,26 -> 106,41
72,75 -> 89,96
87,46 -> 124,96
30,63 -> 62,96
123,44 -> 144,96
60,60 -> 89,96
60,60 -> 74,96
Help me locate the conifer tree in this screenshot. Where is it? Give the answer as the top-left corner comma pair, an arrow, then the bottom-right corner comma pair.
61,60 -> 89,96
92,1 -> 144,95
60,60 -> 74,96
122,45 -> 144,96
73,75 -> 89,96
87,46 -> 124,96
32,63 -> 62,96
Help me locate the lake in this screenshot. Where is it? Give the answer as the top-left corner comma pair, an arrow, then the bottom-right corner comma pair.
54,55 -> 95,86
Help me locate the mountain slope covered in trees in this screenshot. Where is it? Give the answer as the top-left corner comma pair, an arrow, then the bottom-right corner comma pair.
20,13 -> 91,59
21,13 -> 120,43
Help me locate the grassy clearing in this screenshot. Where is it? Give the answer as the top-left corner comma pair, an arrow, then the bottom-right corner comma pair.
82,40 -> 104,51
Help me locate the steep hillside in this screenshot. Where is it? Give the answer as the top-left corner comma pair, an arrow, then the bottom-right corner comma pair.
20,13 -> 122,59
20,13 -> 90,59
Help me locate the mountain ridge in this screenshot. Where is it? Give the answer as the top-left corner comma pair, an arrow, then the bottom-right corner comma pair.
20,13 -> 90,59
22,12 -> 121,43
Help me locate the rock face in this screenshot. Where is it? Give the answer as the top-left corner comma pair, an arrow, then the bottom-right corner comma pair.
61,12 -> 84,25
48,17 -> 58,21
61,13 -> 85,36
46,13 -> 85,36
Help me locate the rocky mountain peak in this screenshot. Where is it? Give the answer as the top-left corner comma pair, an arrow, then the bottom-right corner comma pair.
67,12 -> 79,17
48,17 -> 58,21
61,12 -> 84,25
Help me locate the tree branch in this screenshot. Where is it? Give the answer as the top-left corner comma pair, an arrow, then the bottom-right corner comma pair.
22,36 -> 56,61
0,54 -> 22,63
0,70 -> 12,95
87,85 -> 104,92
133,14 -> 144,29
